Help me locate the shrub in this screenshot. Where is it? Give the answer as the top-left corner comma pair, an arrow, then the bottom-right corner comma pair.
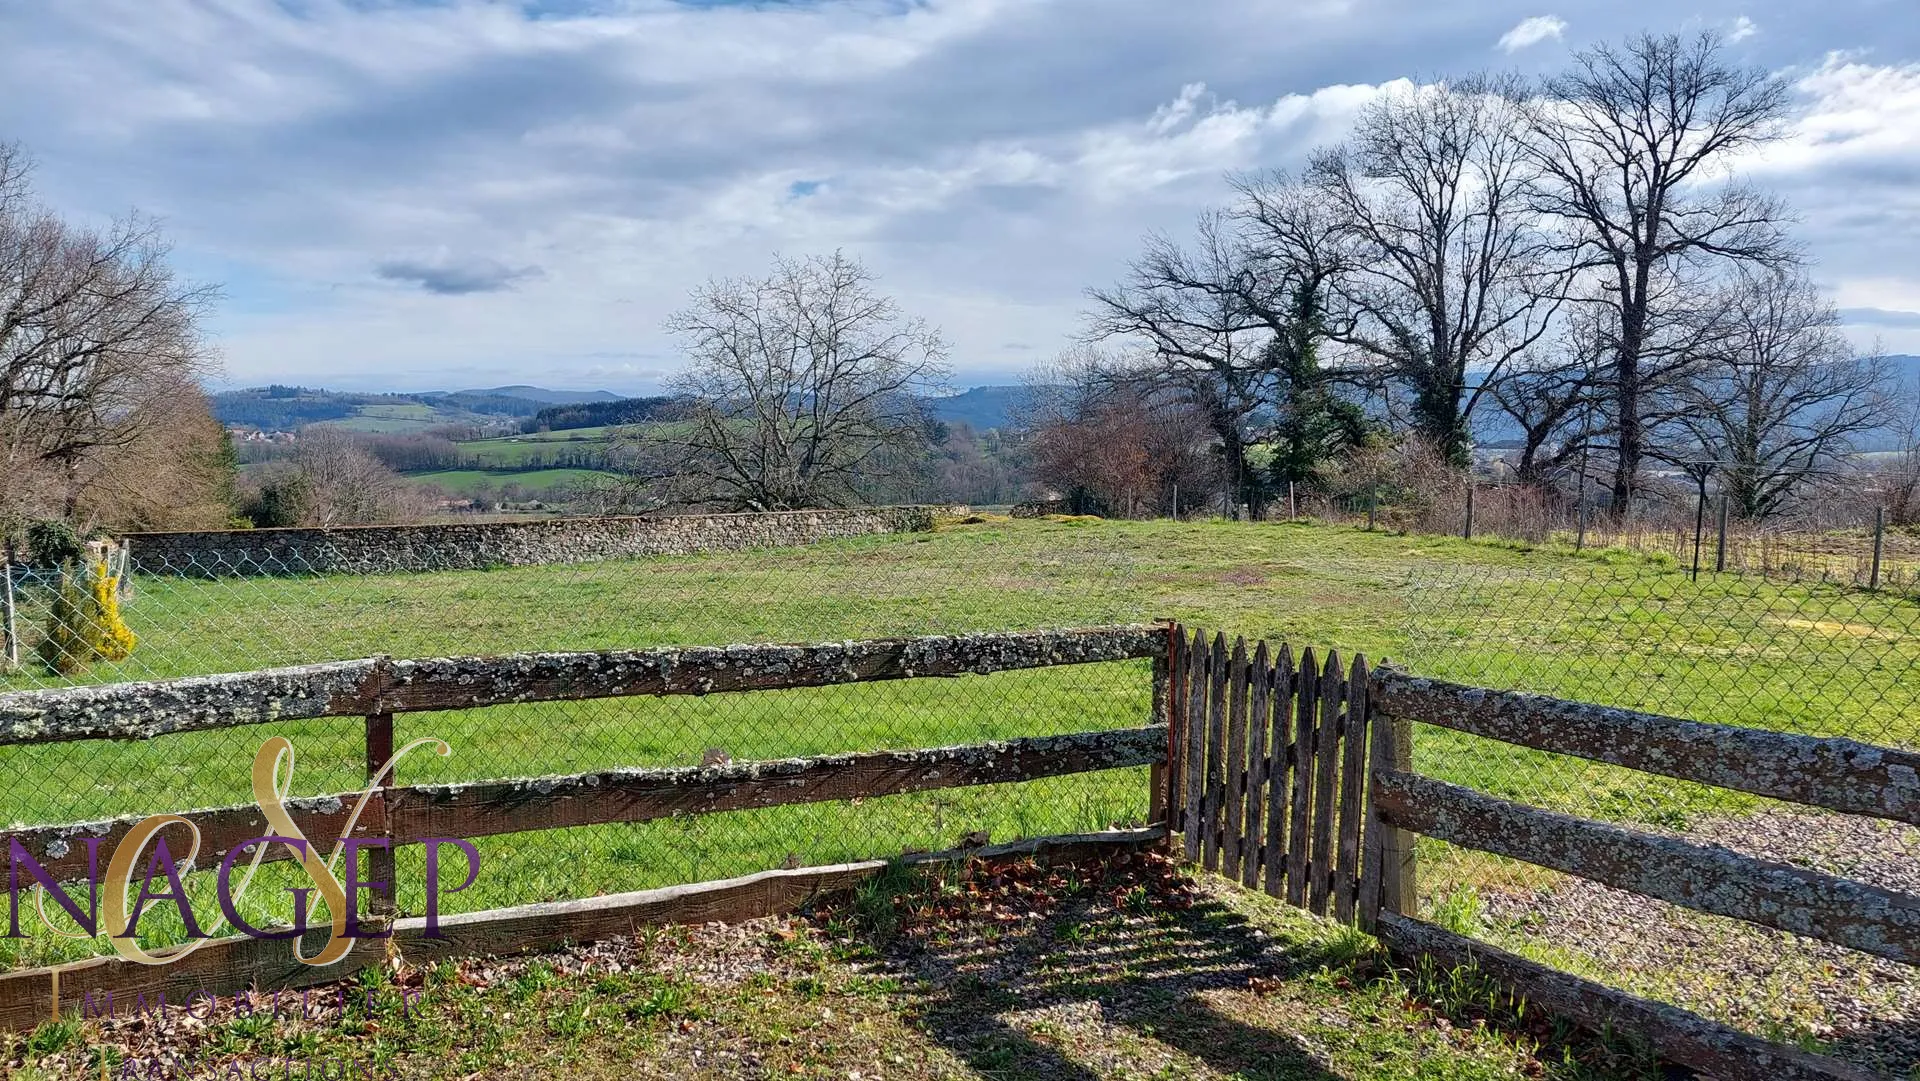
37,557 -> 137,675
24,519 -> 85,567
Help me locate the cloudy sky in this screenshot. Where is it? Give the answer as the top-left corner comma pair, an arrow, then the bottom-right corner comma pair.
1,0 -> 1917,394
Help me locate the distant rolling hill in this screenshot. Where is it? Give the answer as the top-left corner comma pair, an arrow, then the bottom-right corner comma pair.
924,385 -> 1036,432
459,386 -> 625,406
1470,354 -> 1920,452
213,385 -> 626,432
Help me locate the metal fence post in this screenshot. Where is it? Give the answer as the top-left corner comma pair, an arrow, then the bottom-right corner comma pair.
1691,487 -> 1707,581
1872,506 -> 1886,591
1463,484 -> 1475,541
1716,496 -> 1729,574
1,560 -> 16,670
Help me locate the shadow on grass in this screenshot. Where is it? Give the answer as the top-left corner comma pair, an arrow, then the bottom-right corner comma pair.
878,882 -> 1346,1081
1814,1015 -> 1920,1079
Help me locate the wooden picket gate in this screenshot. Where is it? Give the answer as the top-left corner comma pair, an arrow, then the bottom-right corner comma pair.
1166,623 -> 1902,1081
1164,627 -> 1408,927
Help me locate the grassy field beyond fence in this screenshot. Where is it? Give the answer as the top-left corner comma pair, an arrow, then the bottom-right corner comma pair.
2,516 -> 1915,969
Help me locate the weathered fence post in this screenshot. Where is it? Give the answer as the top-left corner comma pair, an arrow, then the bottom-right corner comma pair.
1871,506 -> 1885,591
1366,487 -> 1378,531
364,655 -> 398,925
1463,484 -> 1475,541
1150,625 -> 1175,832
1360,682 -> 1415,931
1182,628 -> 1208,863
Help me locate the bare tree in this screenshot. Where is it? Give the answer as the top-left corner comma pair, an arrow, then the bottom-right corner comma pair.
1021,347 -> 1218,516
1867,376 -> 1920,526
1087,214 -> 1274,511
1489,307 -> 1615,487
0,142 -> 220,527
1230,175 -> 1369,489
62,384 -> 236,530
1657,268 -> 1891,521
1088,200 -> 1360,512
284,427 -> 423,526
1524,32 -> 1795,513
1307,74 -> 1562,467
638,252 -> 949,511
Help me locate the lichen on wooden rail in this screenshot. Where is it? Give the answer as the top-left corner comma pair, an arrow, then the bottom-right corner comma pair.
1,727 -> 1165,884
0,793 -> 378,884
1374,913 -> 1881,1081
375,625 -> 1167,713
0,625 -> 1165,747
1375,771 -> 1920,965
1371,670 -> 1920,825
0,659 -> 380,746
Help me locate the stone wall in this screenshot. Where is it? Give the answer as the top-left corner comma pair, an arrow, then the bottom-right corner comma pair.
123,507 -> 938,577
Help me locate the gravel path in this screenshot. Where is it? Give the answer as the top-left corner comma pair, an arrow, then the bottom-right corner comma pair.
1478,809 -> 1920,1076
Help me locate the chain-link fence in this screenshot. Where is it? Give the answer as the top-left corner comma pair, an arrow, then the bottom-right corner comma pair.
5,512 -> 1918,1065
1394,555 -> 1920,1068
1318,484 -> 1920,596
0,520 -> 1168,972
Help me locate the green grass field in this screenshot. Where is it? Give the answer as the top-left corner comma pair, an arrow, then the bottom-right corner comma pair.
452,432 -> 614,467
406,467 -> 622,496
3,518 -> 1915,968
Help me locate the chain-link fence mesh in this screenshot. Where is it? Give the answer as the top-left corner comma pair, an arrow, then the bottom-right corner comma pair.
0,519 -> 1165,970
1318,485 -> 1920,596
4,514 -> 1918,1064
1394,555 -> 1920,1067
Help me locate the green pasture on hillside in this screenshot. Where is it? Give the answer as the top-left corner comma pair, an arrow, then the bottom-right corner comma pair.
406,467 -> 622,496
453,433 -> 614,468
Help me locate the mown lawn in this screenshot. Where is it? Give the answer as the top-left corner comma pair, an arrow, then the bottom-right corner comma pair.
2,517 -> 1915,967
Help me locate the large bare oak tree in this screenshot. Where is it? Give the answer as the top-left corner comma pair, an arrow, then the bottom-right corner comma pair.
1308,74 -> 1562,467
1524,32 -> 1794,513
1658,268 -> 1890,521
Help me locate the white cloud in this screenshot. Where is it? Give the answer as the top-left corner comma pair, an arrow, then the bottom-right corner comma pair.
1741,57 -> 1920,353
1731,16 -> 1760,43
2,2 -> 1918,388
1496,15 -> 1567,54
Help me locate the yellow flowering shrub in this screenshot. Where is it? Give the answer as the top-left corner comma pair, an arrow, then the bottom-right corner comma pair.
38,557 -> 137,674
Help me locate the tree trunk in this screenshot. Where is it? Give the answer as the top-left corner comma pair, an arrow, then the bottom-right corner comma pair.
1610,342 -> 1643,516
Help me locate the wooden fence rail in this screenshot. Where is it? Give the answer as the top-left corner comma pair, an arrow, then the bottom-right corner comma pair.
1371,672 -> 1920,826
1361,666 -> 1916,1081
1166,628 -> 1908,1081
0,624 -> 1174,1031
0,625 -> 1167,746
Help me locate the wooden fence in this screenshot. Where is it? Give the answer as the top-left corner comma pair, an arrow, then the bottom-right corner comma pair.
0,624 -> 1172,1031
1164,629 -> 1392,923
1170,625 -> 1911,1081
